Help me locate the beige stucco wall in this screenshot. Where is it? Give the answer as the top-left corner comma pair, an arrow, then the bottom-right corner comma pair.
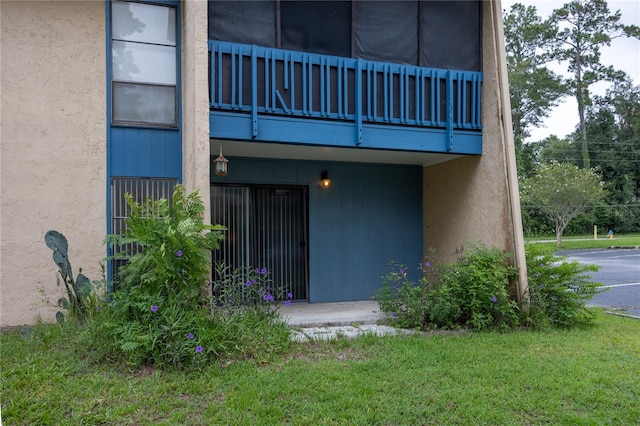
181,0 -> 211,223
1,1 -> 107,326
423,0 -> 527,297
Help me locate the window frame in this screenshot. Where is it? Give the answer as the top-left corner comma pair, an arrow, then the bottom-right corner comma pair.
110,0 -> 180,129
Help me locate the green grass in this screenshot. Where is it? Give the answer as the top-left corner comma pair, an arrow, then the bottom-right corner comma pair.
2,310 -> 639,425
525,233 -> 640,250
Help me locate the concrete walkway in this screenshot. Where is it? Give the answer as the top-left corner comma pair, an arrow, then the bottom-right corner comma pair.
279,300 -> 409,341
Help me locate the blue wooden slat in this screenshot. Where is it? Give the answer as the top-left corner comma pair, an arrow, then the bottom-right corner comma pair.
238,50 -> 243,108
308,57 -> 313,115
320,57 -> 325,116
338,60 -> 342,118
290,56 -> 295,113
343,60 -> 348,119
302,54 -> 307,116
210,41 -> 216,107
355,59 -> 362,146
383,65 -> 388,121
217,48 -> 223,105
271,49 -> 276,112
251,45 -> 258,138
446,71 -> 454,151
400,67 -> 404,123
264,49 -> 270,113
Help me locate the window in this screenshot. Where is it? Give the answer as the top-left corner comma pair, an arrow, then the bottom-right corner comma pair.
111,1 -> 178,127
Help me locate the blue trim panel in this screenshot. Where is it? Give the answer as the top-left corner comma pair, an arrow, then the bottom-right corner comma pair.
211,157 -> 423,303
209,40 -> 483,154
106,0 -> 183,280
210,112 -> 482,155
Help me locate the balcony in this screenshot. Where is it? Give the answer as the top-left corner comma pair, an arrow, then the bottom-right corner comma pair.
209,41 -> 483,155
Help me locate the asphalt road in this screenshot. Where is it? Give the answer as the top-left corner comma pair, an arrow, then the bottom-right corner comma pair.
557,248 -> 640,317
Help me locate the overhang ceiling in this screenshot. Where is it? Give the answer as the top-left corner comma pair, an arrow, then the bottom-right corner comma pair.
210,139 -> 468,167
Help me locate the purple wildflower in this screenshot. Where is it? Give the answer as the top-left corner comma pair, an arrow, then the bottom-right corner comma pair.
246,280 -> 252,286
254,268 -> 260,274
287,292 -> 293,299
491,296 -> 497,303
251,279 -> 257,285
188,333 -> 194,340
195,345 -> 203,353
285,300 -> 292,306
425,261 -> 431,268
390,312 -> 397,317
207,281 -> 212,287
399,268 -> 405,275
96,305 -> 100,312
176,250 -> 183,257
150,305 -> 158,312
540,263 -> 545,267
263,293 -> 274,302
260,267 -> 267,275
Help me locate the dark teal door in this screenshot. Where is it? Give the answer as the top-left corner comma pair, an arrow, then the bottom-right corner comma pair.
211,185 -> 308,301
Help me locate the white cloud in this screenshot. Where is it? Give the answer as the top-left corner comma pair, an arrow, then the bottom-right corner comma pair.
501,0 -> 640,142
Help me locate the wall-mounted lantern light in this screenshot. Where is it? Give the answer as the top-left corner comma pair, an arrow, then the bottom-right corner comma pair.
213,143 -> 229,177
320,170 -> 331,188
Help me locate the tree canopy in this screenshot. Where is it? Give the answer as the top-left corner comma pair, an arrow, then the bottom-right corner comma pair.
520,162 -> 607,246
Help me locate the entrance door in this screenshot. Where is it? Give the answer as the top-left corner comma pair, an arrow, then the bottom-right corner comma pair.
211,185 -> 308,301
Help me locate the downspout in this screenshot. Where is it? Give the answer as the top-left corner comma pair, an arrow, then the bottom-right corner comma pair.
490,0 -> 529,308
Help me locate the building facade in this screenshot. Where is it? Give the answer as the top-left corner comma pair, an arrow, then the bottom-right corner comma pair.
1,0 -> 527,327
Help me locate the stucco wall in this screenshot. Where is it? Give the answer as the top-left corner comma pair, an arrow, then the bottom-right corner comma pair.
181,0 -> 211,222
1,1 -> 107,326
423,0 -> 525,276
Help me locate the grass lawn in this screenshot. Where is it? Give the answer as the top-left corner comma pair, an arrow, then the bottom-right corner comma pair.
525,233 -> 640,250
2,310 -> 639,425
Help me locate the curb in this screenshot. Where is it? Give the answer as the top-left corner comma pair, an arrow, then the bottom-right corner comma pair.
607,246 -> 640,250
605,311 -> 640,320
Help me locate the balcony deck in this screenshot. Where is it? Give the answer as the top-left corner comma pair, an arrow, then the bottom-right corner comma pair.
209,41 -> 483,155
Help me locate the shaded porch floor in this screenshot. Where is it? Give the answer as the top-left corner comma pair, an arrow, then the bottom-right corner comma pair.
279,300 -> 387,328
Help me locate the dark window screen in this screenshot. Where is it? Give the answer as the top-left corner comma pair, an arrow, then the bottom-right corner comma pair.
281,1 -> 351,57
420,1 -> 481,71
208,1 -> 276,47
355,1 -> 419,65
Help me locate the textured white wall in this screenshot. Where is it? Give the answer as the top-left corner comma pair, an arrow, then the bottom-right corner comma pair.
423,0 -> 527,286
1,1 -> 107,326
181,0 -> 211,222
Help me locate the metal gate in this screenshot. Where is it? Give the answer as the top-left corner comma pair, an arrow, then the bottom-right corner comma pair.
211,185 -> 308,301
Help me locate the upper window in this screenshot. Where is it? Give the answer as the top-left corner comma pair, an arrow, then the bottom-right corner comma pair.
111,1 -> 178,127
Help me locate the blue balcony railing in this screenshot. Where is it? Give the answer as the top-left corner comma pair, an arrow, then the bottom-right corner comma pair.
209,40 -> 482,151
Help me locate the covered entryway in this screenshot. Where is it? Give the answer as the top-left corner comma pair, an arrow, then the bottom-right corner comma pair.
211,185 -> 309,301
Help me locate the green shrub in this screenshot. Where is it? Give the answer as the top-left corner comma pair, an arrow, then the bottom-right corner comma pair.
375,244 -> 520,331
524,245 -> 605,328
85,185 -> 290,368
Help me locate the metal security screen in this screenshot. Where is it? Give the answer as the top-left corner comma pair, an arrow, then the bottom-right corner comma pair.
110,177 -> 178,279
211,185 -> 308,301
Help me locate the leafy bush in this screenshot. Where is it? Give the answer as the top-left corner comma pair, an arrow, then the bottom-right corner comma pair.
85,185 -> 290,368
376,244 -> 520,331
524,244 -> 605,328
376,243 -> 605,332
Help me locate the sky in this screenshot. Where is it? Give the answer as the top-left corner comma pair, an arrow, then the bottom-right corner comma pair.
501,0 -> 640,142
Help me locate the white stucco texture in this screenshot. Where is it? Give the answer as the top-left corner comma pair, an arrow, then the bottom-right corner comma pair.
1,1 -> 107,326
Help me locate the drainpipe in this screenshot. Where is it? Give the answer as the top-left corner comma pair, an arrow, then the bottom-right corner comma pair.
490,0 -> 530,308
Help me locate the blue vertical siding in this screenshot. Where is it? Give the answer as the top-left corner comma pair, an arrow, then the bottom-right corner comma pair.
109,127 -> 181,179
211,157 -> 423,302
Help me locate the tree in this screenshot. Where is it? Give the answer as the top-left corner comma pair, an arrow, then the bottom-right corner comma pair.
521,162 -> 607,246
550,0 -> 640,168
503,3 -> 566,174
584,78 -> 640,232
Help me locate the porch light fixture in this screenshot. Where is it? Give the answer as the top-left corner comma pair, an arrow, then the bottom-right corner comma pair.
320,170 -> 331,188
213,142 -> 229,177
